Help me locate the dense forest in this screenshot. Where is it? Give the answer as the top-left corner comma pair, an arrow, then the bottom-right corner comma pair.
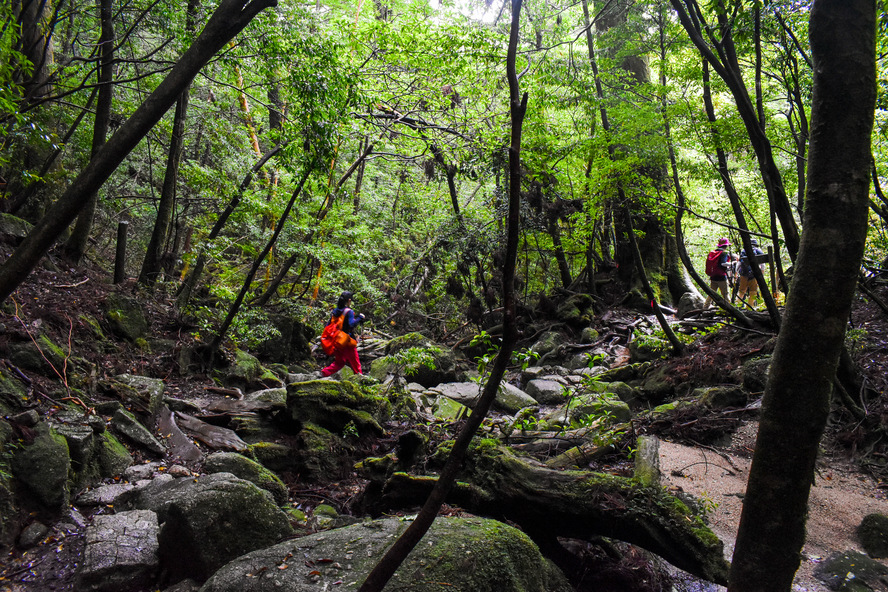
1,0 -> 887,590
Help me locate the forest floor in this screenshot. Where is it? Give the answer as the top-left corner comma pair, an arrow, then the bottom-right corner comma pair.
661,423 -> 887,591
1,252 -> 888,591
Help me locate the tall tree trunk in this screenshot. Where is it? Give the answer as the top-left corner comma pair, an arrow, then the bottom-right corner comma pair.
729,2 -> 875,590
583,0 -> 693,306
357,0 -> 527,588
138,0 -> 199,286
177,144 -> 283,309
0,0 -> 278,303
208,163 -> 314,355
64,0 -> 115,264
670,0 -> 801,262
15,0 -> 55,101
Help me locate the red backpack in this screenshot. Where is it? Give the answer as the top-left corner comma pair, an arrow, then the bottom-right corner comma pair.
320,308 -> 357,355
705,250 -> 723,277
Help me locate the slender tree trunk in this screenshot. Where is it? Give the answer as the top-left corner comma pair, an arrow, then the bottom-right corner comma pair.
701,61 -> 781,328
138,0 -> 199,286
177,143 -> 283,309
670,0 -> 801,262
209,163 -> 314,355
356,0 -> 526,588
0,0 -> 278,303
729,2 -> 875,590
64,0 -> 114,263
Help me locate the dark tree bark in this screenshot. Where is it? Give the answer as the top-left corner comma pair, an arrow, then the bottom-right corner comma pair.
0,0 -> 278,303
582,0 -> 694,306
63,0 -> 115,263
356,0 -> 526,588
670,0 -> 801,262
138,0 -> 199,286
729,2 -> 875,590
208,163 -> 313,355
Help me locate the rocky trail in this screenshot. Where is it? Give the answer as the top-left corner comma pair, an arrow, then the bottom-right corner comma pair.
0,257 -> 887,592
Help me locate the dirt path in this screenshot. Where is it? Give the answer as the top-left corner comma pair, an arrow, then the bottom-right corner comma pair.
659,421 -> 887,591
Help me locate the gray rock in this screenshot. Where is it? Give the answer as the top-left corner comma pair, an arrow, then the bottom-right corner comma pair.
111,408 -> 166,455
114,374 -> 166,416
77,483 -> 137,507
742,356 -> 771,394
0,213 -> 33,240
677,291 -> 705,319
427,382 -> 482,407
525,379 -> 569,404
124,462 -> 161,481
9,409 -> 39,427
580,326 -> 600,344
497,383 -> 537,414
245,387 -> 287,407
814,550 -> 888,591
18,521 -> 50,548
116,473 -> 293,582
694,386 -> 748,409
531,331 -> 563,357
199,516 -> 572,592
204,452 -> 288,505
76,510 -> 159,592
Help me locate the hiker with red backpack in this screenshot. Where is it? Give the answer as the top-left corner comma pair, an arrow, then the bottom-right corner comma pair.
320,291 -> 366,376
703,238 -> 733,308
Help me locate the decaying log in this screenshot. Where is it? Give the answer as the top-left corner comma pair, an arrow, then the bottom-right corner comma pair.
360,445 -> 729,585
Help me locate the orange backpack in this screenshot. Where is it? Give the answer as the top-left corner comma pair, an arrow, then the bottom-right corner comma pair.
320,309 -> 357,355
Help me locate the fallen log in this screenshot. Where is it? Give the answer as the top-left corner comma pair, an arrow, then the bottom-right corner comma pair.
359,444 -> 729,585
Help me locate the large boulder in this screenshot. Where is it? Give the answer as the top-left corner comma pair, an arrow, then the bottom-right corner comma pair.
10,422 -> 71,512
742,356 -> 771,394
216,349 -> 283,392
76,510 -> 160,592
104,292 -> 149,342
204,452 -> 288,506
116,473 -> 293,583
857,513 -> 888,559
286,380 -> 390,437
199,516 -> 572,592
375,332 -> 465,387
254,312 -> 313,365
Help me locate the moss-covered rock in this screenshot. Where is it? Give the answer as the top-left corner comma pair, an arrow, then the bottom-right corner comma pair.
117,473 -> 293,583
629,336 -> 670,362
199,516 -> 573,592
205,452 -> 288,506
695,385 -> 748,409
380,333 -> 464,387
216,349 -> 283,392
555,293 -> 595,328
0,213 -> 33,241
104,292 -> 148,342
0,369 -> 29,416
96,432 -> 133,478
8,334 -> 67,375
10,422 -> 71,512
742,356 -> 771,394
286,380 -> 389,437
114,374 -> 166,416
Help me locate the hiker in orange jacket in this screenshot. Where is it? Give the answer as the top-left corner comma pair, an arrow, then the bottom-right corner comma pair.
321,291 -> 366,376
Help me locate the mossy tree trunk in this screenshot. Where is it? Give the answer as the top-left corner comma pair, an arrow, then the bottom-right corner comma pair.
728,2 -> 876,590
